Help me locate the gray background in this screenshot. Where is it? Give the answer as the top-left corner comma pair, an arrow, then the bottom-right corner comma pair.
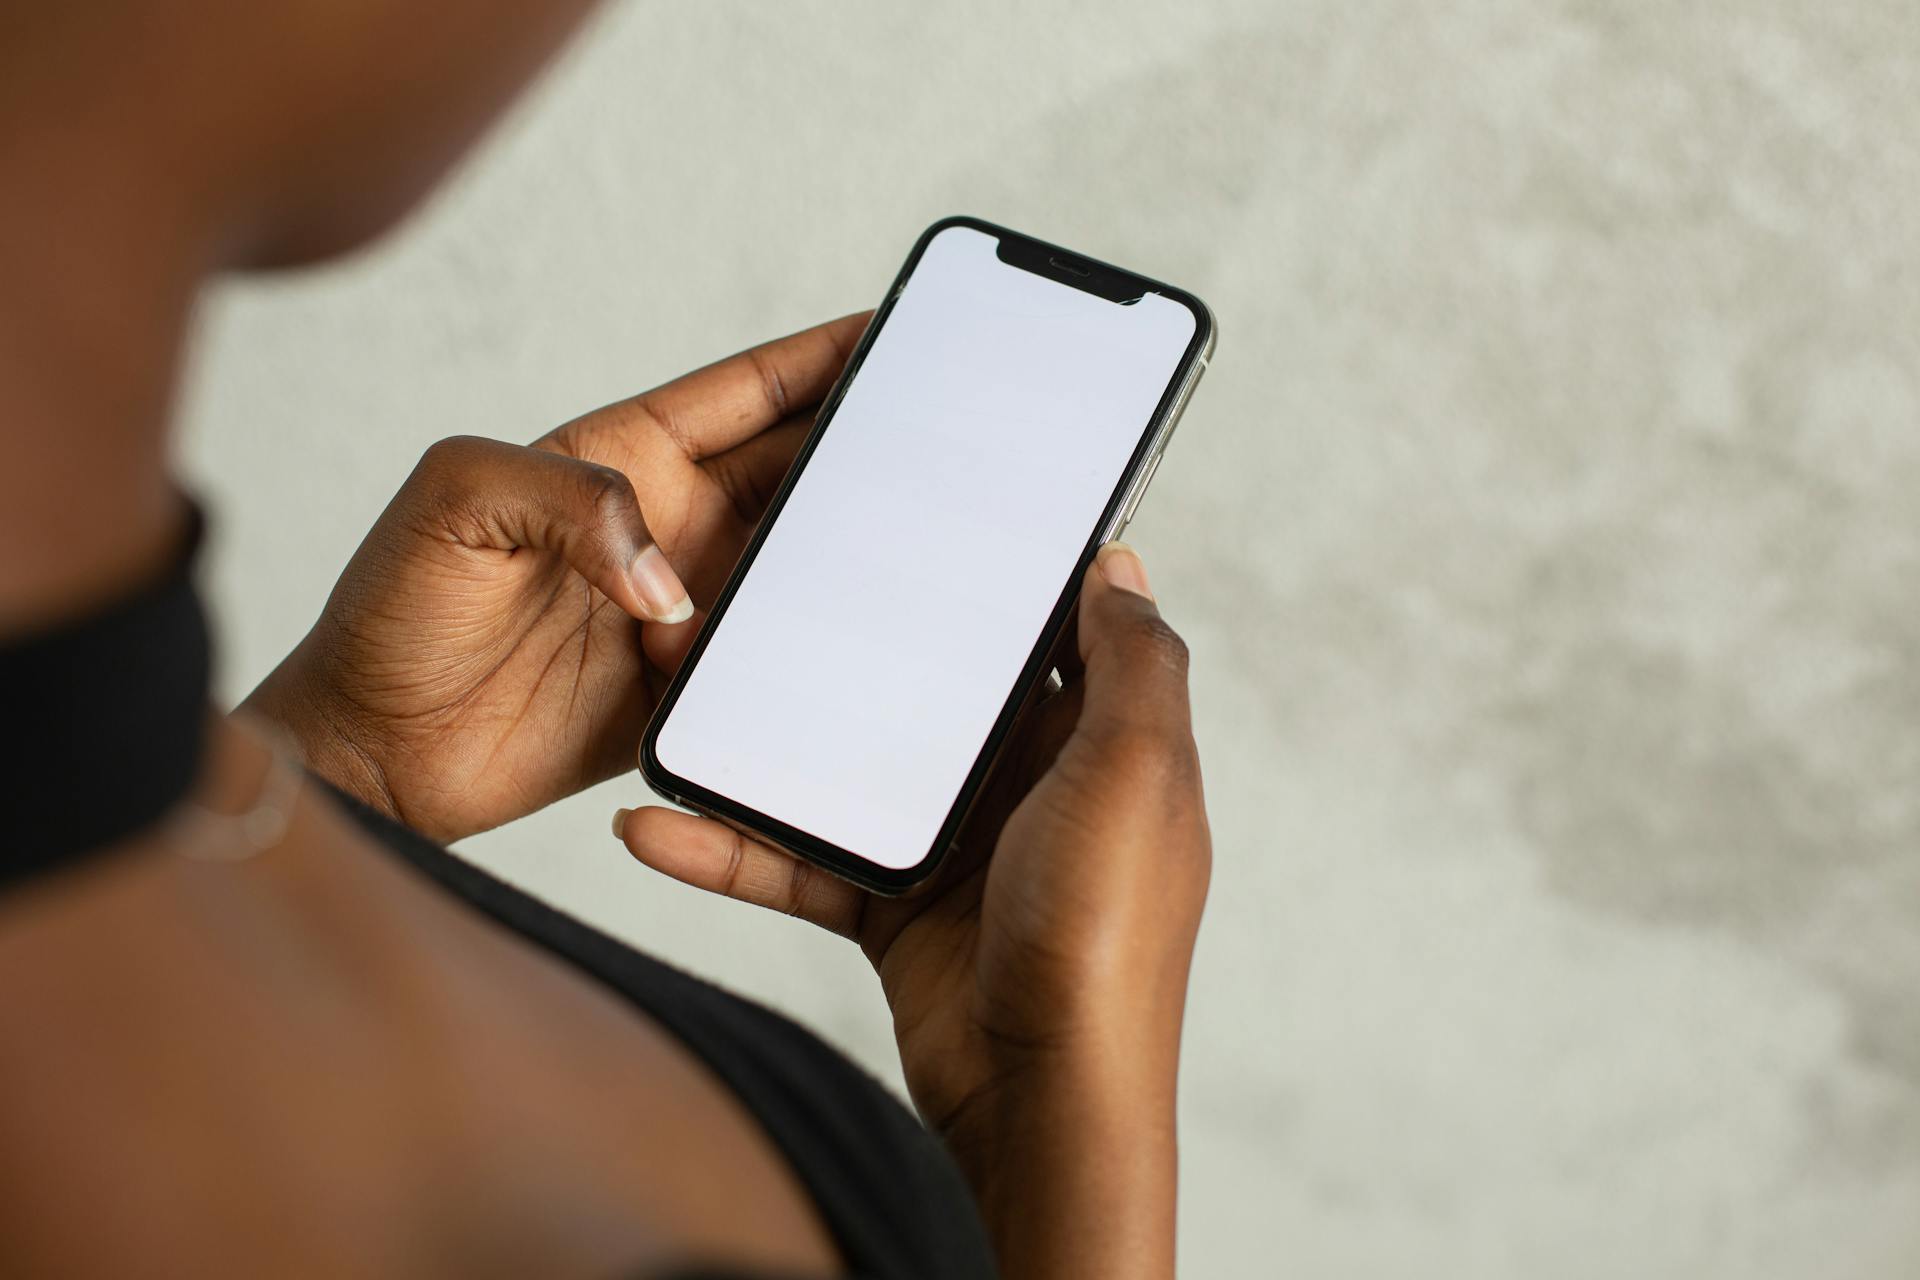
179,2 -> 1920,1275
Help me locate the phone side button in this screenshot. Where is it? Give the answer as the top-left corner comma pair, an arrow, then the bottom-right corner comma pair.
1116,449 -> 1164,531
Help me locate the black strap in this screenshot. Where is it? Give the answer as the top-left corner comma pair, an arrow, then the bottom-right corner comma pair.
0,505 -> 209,887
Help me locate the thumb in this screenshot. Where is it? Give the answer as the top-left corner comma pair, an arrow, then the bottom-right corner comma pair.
1071,542 -> 1196,750
405,435 -> 692,624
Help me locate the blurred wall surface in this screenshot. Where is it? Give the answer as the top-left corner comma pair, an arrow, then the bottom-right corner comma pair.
180,2 -> 1920,1276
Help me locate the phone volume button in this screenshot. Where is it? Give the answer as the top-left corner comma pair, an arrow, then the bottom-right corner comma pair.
1161,363 -> 1204,447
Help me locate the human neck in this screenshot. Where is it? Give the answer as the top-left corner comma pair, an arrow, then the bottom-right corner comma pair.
0,121 -> 214,634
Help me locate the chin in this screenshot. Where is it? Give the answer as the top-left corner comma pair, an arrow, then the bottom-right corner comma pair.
233,161 -> 459,271
239,202 -> 424,270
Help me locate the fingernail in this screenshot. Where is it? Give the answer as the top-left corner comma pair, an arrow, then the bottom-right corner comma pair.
630,546 -> 693,623
611,807 -> 632,839
1097,541 -> 1154,601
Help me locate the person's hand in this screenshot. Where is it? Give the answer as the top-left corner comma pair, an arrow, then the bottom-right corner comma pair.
245,314 -> 868,844
613,543 -> 1211,1280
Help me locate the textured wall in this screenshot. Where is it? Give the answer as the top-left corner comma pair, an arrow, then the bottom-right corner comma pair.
180,2 -> 1920,1275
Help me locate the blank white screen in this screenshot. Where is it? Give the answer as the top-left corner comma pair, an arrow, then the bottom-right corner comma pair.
654,225 -> 1196,870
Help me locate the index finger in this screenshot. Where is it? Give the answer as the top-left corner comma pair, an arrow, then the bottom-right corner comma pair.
619,311 -> 870,462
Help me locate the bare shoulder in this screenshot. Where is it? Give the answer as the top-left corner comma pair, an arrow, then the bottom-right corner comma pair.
0,795 -> 837,1277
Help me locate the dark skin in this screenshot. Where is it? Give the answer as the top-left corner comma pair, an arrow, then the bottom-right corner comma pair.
0,4 -> 1212,1278
244,315 -> 877,845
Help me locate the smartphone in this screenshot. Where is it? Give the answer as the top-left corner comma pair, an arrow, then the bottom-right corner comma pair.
640,216 -> 1214,893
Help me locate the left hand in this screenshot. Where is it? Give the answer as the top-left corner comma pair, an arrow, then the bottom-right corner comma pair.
245,314 -> 868,843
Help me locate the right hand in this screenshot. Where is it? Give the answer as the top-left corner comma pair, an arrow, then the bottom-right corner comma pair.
244,315 -> 868,844
614,542 -> 1211,1279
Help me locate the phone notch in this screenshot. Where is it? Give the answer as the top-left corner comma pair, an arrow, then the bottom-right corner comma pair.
996,234 -> 1146,304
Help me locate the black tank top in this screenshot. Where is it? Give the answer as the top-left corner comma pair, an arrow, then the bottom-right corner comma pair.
0,514 -> 997,1280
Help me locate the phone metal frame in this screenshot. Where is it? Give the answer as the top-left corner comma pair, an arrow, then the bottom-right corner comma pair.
639,215 -> 1216,894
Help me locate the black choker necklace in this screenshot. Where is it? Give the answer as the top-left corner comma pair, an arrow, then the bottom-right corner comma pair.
1,506 -> 210,888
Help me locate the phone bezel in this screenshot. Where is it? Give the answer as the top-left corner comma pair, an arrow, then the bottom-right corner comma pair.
639,215 -> 1215,894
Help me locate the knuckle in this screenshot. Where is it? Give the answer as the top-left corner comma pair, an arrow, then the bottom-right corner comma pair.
416,433 -> 485,474
746,346 -> 792,419
402,437 -> 501,538
573,462 -> 641,527
719,828 -> 749,899
783,857 -> 814,918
